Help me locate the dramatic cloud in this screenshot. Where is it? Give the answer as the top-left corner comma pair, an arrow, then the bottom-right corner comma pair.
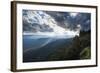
22,10 -> 90,38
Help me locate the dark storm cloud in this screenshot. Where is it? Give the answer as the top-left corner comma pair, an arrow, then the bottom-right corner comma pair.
23,10 -> 91,32
46,11 -> 91,31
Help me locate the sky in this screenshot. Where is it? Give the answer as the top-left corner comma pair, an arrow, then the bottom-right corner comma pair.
23,10 -> 91,34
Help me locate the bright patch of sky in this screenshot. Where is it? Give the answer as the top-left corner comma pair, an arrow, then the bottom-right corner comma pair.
69,12 -> 78,18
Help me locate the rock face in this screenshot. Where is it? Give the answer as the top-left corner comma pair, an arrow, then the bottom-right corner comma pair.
46,31 -> 91,61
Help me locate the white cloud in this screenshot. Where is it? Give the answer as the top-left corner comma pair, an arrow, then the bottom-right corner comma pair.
23,10 -> 80,38
70,12 -> 78,18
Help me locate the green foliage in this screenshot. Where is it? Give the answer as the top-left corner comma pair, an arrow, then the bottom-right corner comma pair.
46,31 -> 91,61
80,47 -> 91,59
